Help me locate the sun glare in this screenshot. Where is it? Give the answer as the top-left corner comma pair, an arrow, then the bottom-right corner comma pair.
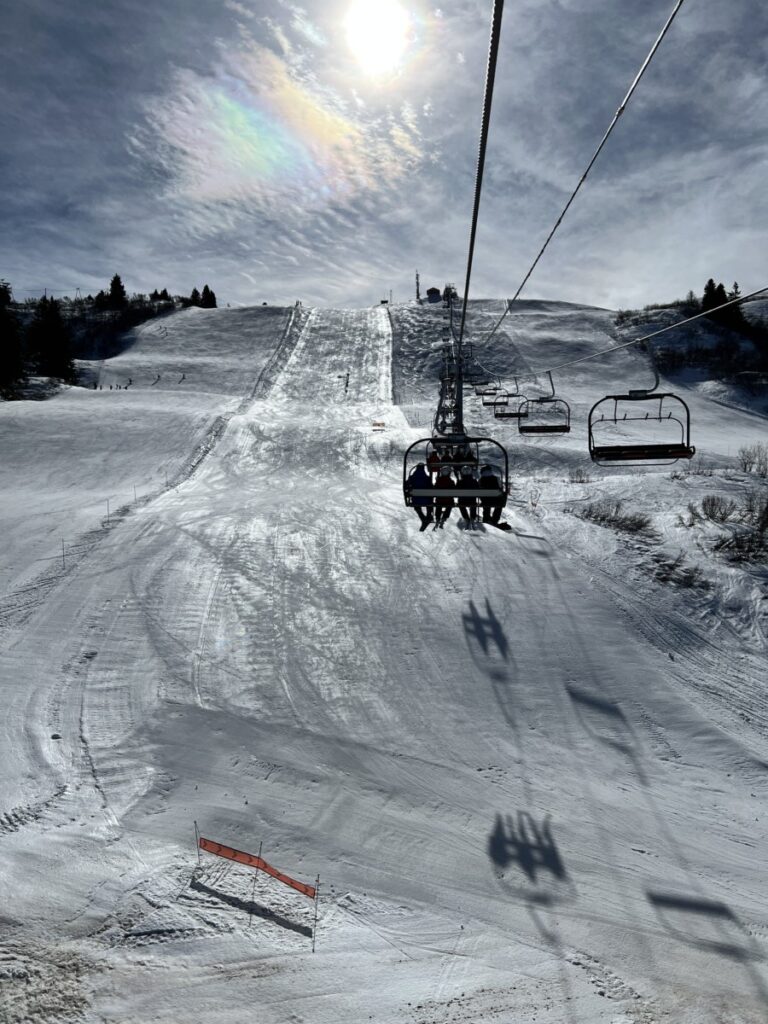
344,0 -> 411,77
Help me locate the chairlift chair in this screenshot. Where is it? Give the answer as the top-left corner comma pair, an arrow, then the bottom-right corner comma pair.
517,397 -> 571,434
588,389 -> 695,465
517,374 -> 570,435
494,393 -> 529,420
403,437 -> 509,509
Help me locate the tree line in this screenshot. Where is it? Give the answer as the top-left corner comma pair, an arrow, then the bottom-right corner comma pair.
616,277 -> 767,375
0,275 -> 217,398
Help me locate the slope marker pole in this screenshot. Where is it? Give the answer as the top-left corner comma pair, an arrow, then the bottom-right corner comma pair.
312,875 -> 320,953
194,820 -> 201,866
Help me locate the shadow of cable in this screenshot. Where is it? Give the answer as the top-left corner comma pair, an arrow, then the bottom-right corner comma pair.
190,877 -> 312,937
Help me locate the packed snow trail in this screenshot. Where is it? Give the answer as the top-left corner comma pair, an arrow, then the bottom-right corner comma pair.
0,304 -> 766,1023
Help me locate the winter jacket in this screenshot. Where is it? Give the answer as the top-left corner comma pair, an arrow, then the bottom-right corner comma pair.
408,466 -> 433,507
479,470 -> 503,506
434,474 -> 455,507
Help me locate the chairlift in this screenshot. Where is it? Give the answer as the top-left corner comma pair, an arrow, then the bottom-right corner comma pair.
403,437 -> 509,509
517,372 -> 571,435
494,393 -> 529,420
588,379 -> 695,465
482,390 -> 503,406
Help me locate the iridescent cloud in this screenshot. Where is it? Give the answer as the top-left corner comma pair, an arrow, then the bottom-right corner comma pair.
140,43 -> 420,213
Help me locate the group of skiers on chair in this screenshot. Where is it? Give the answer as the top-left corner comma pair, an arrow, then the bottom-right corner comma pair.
408,449 -> 504,531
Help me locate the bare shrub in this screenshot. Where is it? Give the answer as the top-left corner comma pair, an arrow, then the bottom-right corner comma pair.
738,445 -> 758,472
738,443 -> 768,476
568,467 -> 591,483
653,551 -> 709,588
700,494 -> 737,522
713,531 -> 767,562
580,499 -> 653,535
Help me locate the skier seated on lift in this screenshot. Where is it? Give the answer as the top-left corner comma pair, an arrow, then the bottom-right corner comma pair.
426,449 -> 442,479
479,464 -> 504,525
434,465 -> 455,529
455,443 -> 477,468
408,463 -> 433,531
457,465 -> 480,526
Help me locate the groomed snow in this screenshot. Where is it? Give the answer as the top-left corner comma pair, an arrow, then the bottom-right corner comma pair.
0,300 -> 766,1023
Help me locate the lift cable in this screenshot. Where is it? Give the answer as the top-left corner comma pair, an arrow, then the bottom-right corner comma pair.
456,0 -> 505,354
516,286 -> 768,381
479,0 -> 688,349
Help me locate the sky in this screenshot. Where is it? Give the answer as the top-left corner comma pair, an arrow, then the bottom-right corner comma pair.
1,0 -> 766,309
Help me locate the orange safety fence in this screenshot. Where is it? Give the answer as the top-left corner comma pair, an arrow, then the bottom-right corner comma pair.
198,837 -> 317,900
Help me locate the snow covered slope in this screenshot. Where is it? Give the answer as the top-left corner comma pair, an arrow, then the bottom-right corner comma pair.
0,301 -> 766,1024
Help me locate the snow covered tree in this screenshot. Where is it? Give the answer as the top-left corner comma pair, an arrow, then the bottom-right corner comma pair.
26,297 -> 76,382
109,274 -> 127,309
200,284 -> 217,308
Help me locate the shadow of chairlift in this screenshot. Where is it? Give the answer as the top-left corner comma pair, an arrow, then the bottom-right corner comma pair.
517,372 -> 571,435
588,368 -> 695,465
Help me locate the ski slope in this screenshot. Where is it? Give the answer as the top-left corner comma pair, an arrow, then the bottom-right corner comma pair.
0,301 -> 766,1023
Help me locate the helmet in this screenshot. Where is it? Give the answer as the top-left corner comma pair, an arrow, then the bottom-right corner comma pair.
460,465 -> 474,475
439,466 -> 453,475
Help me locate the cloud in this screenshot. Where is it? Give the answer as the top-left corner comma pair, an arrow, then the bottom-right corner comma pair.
2,0 -> 767,308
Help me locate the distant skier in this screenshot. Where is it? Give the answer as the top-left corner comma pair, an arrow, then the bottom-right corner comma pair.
407,463 -> 433,531
434,466 -> 455,529
479,464 -> 504,525
457,465 -> 480,527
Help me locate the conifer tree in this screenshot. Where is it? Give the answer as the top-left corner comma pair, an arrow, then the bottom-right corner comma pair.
701,278 -> 717,312
26,297 -> 76,382
190,287 -> 201,306
159,288 -> 170,301
200,284 -> 217,308
109,273 -> 127,309
0,283 -> 26,398
150,289 -> 160,301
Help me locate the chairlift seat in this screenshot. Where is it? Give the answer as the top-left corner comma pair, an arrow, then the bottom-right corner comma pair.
591,443 -> 695,463
495,409 -> 528,419
407,488 -> 505,499
519,423 -> 571,434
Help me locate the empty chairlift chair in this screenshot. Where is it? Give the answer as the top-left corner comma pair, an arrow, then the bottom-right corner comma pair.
588,387 -> 695,465
517,373 -> 571,435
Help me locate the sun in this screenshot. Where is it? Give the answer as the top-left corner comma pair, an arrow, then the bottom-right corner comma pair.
343,0 -> 412,77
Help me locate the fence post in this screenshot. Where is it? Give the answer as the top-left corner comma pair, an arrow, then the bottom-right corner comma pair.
194,820 -> 201,866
